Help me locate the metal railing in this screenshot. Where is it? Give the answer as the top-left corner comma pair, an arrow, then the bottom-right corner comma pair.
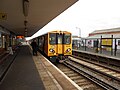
72,37 -> 120,58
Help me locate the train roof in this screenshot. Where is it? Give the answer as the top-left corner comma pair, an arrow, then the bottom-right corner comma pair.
39,30 -> 71,35
48,30 -> 71,33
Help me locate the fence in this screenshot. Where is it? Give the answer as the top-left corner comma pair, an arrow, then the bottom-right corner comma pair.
72,37 -> 120,58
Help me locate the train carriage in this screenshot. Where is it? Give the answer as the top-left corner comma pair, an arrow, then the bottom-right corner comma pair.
38,30 -> 72,62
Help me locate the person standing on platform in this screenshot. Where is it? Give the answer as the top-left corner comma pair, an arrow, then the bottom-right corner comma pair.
31,39 -> 38,56
8,45 -> 13,55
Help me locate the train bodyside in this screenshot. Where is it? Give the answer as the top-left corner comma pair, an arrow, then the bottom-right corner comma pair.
38,31 -> 57,62
38,34 -> 48,55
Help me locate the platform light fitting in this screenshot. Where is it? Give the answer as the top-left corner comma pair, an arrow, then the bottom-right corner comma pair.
25,31 -> 27,37
24,20 -> 28,26
25,31 -> 27,33
25,28 -> 27,31
23,0 -> 29,17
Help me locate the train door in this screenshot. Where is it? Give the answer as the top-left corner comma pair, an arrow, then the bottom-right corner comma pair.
56,33 -> 63,55
63,33 -> 72,55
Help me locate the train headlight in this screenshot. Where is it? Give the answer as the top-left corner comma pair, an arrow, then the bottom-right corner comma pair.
66,48 -> 71,53
49,48 -> 55,53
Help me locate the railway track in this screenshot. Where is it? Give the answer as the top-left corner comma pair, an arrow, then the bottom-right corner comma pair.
70,56 -> 120,81
72,50 -> 120,68
56,55 -> 120,89
72,54 -> 120,71
62,56 -> 120,89
57,64 -> 104,90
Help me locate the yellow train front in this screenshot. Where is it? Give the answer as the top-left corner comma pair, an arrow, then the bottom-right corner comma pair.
62,31 -> 72,57
38,30 -> 72,63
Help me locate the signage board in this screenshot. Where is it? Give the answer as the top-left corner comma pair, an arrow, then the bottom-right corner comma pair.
0,13 -> 7,20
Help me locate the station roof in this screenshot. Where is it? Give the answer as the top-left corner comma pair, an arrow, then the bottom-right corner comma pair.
0,0 -> 78,37
88,34 -> 120,39
90,27 -> 120,35
88,27 -> 120,38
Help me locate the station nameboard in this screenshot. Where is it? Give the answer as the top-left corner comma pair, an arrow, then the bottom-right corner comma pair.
17,36 -> 24,39
102,39 -> 112,46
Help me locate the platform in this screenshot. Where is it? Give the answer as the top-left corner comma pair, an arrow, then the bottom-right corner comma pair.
0,46 -> 45,90
0,45 -> 79,90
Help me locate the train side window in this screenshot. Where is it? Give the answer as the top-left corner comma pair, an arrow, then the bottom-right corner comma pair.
49,33 -> 56,45
64,34 -> 71,44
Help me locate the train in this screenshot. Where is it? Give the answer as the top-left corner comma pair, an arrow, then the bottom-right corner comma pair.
35,30 -> 72,63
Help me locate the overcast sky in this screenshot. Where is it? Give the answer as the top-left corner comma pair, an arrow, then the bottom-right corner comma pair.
28,0 -> 120,40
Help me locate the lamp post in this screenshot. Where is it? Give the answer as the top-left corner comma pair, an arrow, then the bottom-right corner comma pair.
23,0 -> 29,17
76,27 -> 81,38
76,27 -> 81,49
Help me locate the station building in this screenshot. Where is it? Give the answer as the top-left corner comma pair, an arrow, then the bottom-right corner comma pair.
88,27 -> 120,50
88,27 -> 120,38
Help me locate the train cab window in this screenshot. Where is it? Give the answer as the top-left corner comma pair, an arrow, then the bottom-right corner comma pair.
57,34 -> 63,44
64,34 -> 71,44
49,33 -> 56,45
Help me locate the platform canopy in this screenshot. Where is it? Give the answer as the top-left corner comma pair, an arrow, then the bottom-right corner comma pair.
0,0 -> 78,37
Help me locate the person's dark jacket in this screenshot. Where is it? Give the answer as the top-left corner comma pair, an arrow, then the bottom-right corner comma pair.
31,41 -> 38,50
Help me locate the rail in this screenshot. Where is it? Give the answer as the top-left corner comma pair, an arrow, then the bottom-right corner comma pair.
63,59 -> 120,89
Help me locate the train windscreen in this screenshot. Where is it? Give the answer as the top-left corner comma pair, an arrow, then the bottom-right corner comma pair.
64,34 -> 71,44
57,34 -> 63,44
49,33 -> 56,45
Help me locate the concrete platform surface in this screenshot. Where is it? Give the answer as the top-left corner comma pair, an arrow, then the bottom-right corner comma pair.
0,45 -> 80,90
33,52 -> 80,90
0,46 -> 45,90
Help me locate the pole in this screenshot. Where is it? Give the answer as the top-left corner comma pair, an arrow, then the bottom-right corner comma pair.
76,27 -> 81,38
114,39 -> 116,56
111,35 -> 113,55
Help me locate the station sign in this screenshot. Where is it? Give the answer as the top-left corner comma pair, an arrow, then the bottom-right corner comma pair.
17,36 -> 24,39
0,13 -> 7,20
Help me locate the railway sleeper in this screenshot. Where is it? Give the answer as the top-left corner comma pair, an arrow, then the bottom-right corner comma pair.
64,61 -> 120,90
